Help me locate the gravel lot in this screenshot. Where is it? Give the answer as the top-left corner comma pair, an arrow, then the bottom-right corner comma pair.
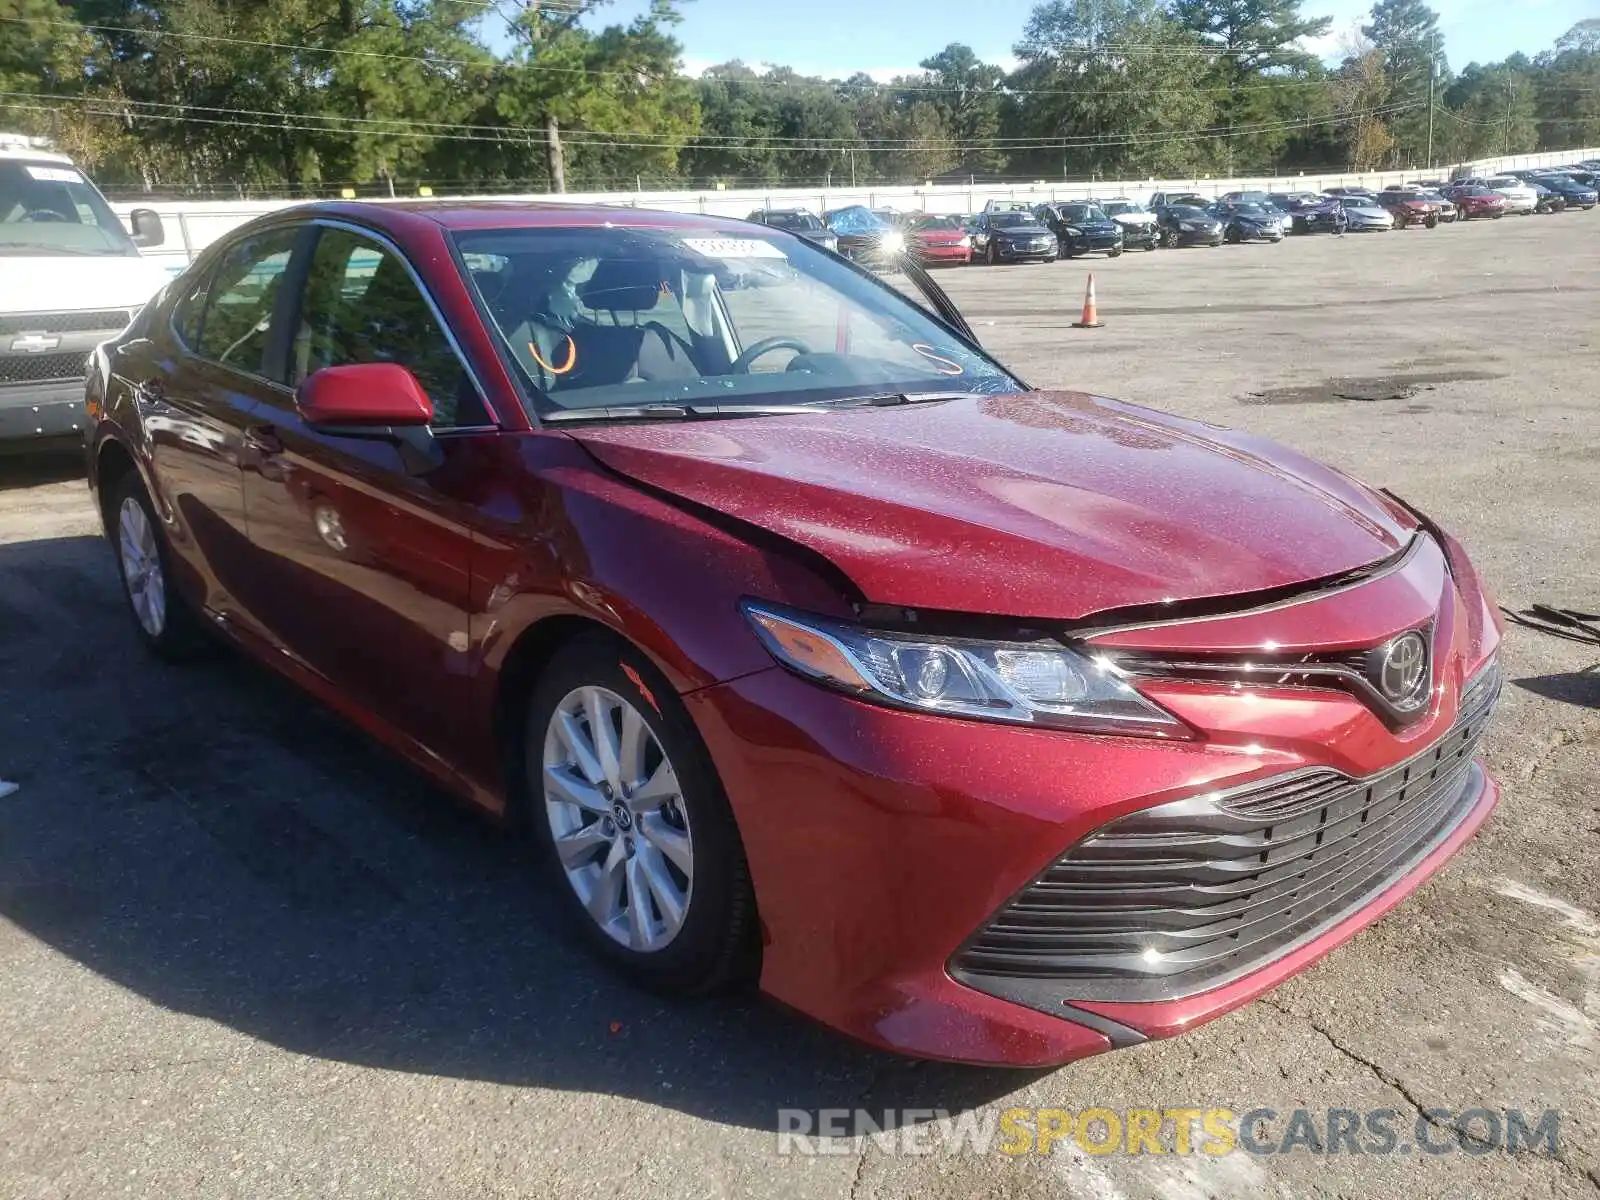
1,213 -> 1597,1200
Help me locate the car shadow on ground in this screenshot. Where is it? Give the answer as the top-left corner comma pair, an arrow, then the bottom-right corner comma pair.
1514,666 -> 1600,711
0,535 -> 1039,1133
0,450 -> 84,490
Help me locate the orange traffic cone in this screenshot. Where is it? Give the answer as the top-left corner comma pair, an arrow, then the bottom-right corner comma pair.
1074,273 -> 1104,329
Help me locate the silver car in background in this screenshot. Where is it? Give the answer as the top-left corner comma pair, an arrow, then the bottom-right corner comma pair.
1480,176 -> 1540,215
1336,196 -> 1394,232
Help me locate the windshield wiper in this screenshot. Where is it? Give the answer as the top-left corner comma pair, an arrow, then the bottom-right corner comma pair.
541,392 -> 969,426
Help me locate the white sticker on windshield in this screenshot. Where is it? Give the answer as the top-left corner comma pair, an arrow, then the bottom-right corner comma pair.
25,166 -> 83,184
682,237 -> 786,260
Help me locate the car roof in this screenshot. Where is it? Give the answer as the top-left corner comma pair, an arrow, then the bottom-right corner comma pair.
301,200 -> 771,236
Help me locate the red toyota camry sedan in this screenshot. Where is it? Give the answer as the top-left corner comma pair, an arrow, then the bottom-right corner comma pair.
85,201 -> 1503,1067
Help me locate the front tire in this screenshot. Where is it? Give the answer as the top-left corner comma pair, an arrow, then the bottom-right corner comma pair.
523,633 -> 756,996
110,471 -> 211,662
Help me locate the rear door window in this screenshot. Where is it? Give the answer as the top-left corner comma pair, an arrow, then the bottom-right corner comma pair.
194,228 -> 300,378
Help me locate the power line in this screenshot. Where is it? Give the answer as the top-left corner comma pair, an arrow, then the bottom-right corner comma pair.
2,94 -> 1425,154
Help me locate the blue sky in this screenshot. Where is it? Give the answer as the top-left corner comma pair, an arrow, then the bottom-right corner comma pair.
575,0 -> 1591,77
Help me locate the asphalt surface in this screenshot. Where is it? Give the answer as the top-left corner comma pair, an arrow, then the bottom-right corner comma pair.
2,213 -> 1598,1200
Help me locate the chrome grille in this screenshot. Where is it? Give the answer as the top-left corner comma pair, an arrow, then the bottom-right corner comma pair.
952,660 -> 1501,1005
0,310 -> 132,336
0,352 -> 91,385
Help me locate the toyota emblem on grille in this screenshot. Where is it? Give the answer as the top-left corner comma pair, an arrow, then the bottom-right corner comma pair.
1374,631 -> 1430,710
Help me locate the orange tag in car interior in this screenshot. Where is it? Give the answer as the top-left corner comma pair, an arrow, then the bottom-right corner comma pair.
529,334 -> 577,375
911,343 -> 965,376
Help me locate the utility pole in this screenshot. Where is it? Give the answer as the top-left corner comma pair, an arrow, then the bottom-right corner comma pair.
1425,32 -> 1436,170
1505,77 -> 1513,154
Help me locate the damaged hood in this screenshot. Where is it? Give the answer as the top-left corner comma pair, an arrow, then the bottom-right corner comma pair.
567,391 -> 1415,620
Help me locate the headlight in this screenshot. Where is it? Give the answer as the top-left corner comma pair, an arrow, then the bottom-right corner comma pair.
957,235 -> 971,248
878,231 -> 906,255
743,602 -> 1188,738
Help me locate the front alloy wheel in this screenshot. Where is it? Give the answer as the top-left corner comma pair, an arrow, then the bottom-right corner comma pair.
543,685 -> 693,952
118,496 -> 166,639
524,633 -> 756,994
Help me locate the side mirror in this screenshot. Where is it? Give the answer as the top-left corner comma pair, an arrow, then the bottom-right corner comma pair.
296,363 -> 440,474
128,208 -> 164,248
297,362 -> 434,428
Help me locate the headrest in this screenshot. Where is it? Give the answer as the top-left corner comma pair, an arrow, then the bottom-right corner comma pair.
577,258 -> 662,312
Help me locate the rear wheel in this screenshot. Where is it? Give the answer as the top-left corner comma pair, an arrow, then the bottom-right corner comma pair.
523,633 -> 756,995
110,472 -> 211,662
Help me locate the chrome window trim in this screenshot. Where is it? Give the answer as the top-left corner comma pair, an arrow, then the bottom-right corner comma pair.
165,226 -> 301,393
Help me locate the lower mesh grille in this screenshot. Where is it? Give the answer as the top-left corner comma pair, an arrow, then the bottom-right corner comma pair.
952,661 -> 1501,1005
0,352 -> 90,385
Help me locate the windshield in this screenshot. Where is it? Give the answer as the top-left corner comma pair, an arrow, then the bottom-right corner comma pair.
1169,206 -> 1210,220
1059,204 -> 1107,222
990,213 -> 1044,229
455,225 -> 1022,419
0,160 -> 138,257
909,215 -> 961,231
1227,203 -> 1270,216
824,206 -> 892,235
1485,178 -> 1520,189
760,211 -> 824,233
1101,201 -> 1139,216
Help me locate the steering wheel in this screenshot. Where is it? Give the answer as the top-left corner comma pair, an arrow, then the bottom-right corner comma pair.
731,336 -> 811,374
19,209 -> 70,223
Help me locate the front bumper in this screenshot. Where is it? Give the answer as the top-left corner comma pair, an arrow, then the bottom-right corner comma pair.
1171,229 -> 1223,246
0,380 -> 88,450
913,244 -> 972,265
691,531 -> 1503,1066
995,239 -> 1058,260
1291,213 -> 1343,233
1117,225 -> 1160,248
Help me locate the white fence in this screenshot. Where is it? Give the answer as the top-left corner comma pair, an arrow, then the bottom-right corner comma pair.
112,146 -> 1600,277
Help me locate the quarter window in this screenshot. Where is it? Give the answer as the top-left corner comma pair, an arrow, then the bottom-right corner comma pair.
291,227 -> 486,429
194,228 -> 299,376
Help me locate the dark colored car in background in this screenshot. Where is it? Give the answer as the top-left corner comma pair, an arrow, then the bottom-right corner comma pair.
1096,197 -> 1161,250
1536,175 -> 1599,210
85,198 -> 1505,1069
1375,189 -> 1442,228
1035,202 -> 1124,258
1441,185 -> 1506,221
903,214 -> 972,267
746,208 -> 839,252
1531,182 -> 1567,214
1270,192 -> 1347,234
1152,202 -> 1223,247
821,205 -> 907,265
1209,201 -> 1284,244
973,210 -> 1058,263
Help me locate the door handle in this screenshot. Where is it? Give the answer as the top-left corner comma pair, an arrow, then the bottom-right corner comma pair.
243,424 -> 284,456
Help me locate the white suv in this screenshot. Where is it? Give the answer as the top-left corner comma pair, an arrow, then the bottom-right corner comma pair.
1,134 -> 171,450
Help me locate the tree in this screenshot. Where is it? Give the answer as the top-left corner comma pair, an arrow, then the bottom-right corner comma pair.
1361,0 -> 1444,166
1440,62 -> 1538,160
1332,33 -> 1394,170
916,44 -> 1007,172
1009,0 -> 1220,180
1167,0 -> 1332,171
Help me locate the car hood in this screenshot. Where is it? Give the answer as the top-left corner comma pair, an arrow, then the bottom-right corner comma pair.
1109,212 -> 1156,226
565,391 -> 1415,620
0,252 -> 171,313
1067,220 -> 1120,234
992,226 -> 1051,238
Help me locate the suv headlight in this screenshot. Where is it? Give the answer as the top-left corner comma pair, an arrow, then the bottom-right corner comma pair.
878,231 -> 906,255
743,602 -> 1188,738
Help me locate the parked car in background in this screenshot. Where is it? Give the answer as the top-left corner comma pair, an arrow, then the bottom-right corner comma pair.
1420,190 -> 1458,223
1148,190 -> 1209,211
1270,192 -> 1347,234
822,206 -> 907,266
746,208 -> 840,251
1209,201 -> 1284,244
1375,189 -> 1442,228
1530,182 -> 1567,214
1441,184 -> 1506,221
1334,196 -> 1394,232
1559,168 -> 1600,192
1478,177 -> 1538,215
903,214 -> 972,267
0,133 -> 170,452
1152,202 -> 1223,247
982,199 -> 1036,215
1096,197 -> 1161,250
973,210 -> 1058,263
1536,175 -> 1599,210
1322,186 -> 1382,201
1035,202 -> 1124,258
